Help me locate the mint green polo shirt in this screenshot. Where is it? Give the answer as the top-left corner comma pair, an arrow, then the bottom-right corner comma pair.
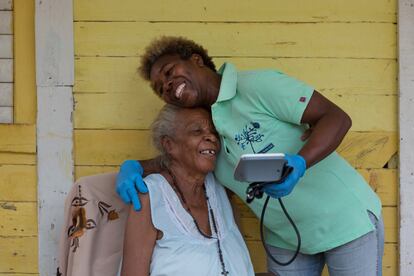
211,63 -> 382,254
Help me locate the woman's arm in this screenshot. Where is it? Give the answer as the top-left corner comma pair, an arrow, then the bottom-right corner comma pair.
121,193 -> 157,276
263,90 -> 351,199
299,90 -> 352,168
140,157 -> 163,177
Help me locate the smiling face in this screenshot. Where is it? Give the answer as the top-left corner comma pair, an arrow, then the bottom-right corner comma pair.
150,54 -> 218,108
163,108 -> 220,175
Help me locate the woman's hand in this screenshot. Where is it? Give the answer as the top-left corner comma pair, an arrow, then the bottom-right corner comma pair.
116,160 -> 148,211
264,154 -> 306,198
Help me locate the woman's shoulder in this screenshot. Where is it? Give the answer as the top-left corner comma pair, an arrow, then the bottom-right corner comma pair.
142,173 -> 174,205
143,173 -> 168,188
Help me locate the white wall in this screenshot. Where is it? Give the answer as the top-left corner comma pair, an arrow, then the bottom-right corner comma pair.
399,0 -> 414,275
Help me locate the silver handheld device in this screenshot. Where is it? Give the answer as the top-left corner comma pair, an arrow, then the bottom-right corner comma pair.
234,153 -> 287,182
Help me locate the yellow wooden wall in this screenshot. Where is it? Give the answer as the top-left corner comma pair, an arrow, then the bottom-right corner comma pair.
73,0 -> 398,275
0,0 -> 38,275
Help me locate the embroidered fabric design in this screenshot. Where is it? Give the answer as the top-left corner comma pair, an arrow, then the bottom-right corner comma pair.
67,185 -> 96,252
67,185 -> 119,253
98,201 -> 119,221
234,122 -> 264,153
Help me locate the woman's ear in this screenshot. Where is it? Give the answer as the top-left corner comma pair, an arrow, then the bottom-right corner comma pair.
161,136 -> 174,156
191,53 -> 204,67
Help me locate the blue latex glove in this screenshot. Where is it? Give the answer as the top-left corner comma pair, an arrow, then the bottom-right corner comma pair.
264,154 -> 307,199
116,160 -> 148,211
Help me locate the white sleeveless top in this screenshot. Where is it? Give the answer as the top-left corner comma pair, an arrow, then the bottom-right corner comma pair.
144,173 -> 255,276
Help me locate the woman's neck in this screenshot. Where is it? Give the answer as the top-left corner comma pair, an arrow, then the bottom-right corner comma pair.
205,72 -> 222,107
164,164 -> 207,202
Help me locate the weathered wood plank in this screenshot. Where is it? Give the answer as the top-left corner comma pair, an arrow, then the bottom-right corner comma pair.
14,0 -> 36,124
73,92 -> 164,129
0,58 -> 12,82
0,107 -> 12,123
0,11 -> 12,34
76,166 -> 398,269
330,94 -> 397,132
75,165 -> 117,180
358,169 -> 398,206
0,274 -> 39,276
0,125 -> 36,153
75,130 -> 397,169
383,207 -> 398,243
0,35 -> 12,58
74,93 -> 396,131
0,236 -> 38,273
74,57 -> 397,95
232,167 -> 397,215
219,58 -> 397,96
245,240 -> 267,272
338,132 -> 397,169
0,165 -> 37,201
383,243 -> 398,276
0,0 -> 12,10
74,22 -> 396,59
74,129 -> 157,166
77,166 -> 397,207
245,241 -> 397,274
0,83 -> 12,106
74,0 -> 396,23
0,202 -> 37,236
237,207 -> 396,243
0,153 -> 36,165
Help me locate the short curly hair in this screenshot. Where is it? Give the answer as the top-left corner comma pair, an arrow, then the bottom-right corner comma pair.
138,36 -> 216,81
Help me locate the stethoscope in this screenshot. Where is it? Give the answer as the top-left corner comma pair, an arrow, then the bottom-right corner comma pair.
245,164 -> 301,266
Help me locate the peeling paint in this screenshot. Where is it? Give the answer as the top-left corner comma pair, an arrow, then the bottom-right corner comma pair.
272,41 -> 297,46
0,202 -> 17,211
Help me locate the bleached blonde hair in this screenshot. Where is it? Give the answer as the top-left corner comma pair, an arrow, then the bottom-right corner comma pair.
138,36 -> 216,82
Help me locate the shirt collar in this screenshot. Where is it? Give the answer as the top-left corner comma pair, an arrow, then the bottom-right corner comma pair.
216,63 -> 237,103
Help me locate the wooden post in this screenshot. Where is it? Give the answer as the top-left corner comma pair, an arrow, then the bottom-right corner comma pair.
35,0 -> 74,275
399,0 -> 414,274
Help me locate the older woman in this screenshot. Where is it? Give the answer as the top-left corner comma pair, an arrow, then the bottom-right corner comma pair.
121,105 -> 255,276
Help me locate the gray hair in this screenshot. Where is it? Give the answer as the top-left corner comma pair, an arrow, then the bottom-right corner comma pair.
151,104 -> 182,168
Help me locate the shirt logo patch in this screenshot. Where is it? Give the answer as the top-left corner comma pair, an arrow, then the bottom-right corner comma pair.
299,96 -> 307,103
258,143 -> 275,153
235,122 -> 264,153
